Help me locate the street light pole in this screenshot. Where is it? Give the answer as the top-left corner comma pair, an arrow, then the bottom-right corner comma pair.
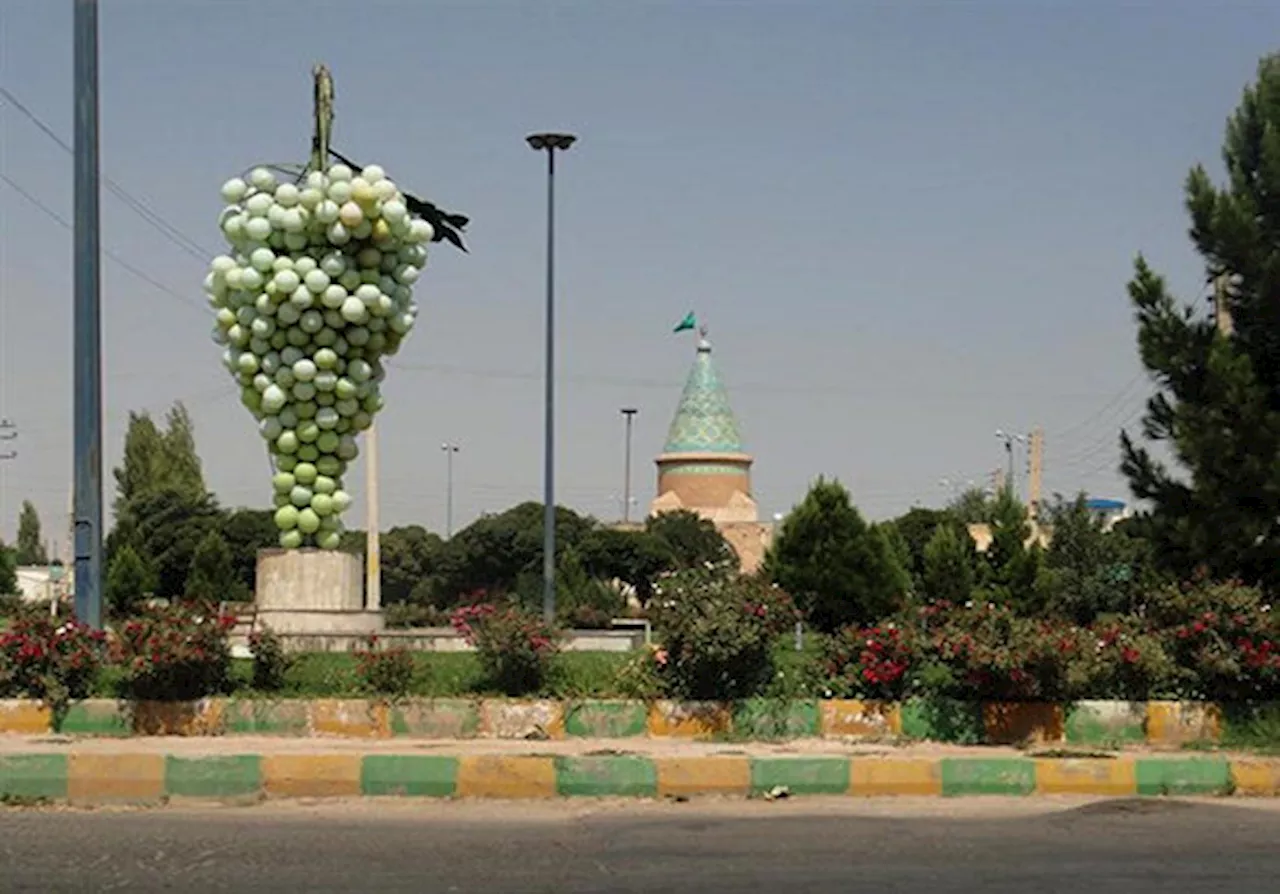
441,443 -> 459,538
527,132 -> 576,624
73,0 -> 103,630
995,429 -> 1025,499
620,408 -> 637,524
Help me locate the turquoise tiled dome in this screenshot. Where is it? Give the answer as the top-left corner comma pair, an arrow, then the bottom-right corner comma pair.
662,339 -> 745,454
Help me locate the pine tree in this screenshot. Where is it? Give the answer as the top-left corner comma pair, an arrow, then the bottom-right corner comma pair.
112,411 -> 167,517
978,489 -> 1041,612
185,529 -> 240,605
921,523 -> 977,604
15,500 -> 47,566
764,477 -> 909,631
1122,54 -> 1280,590
104,545 -> 155,618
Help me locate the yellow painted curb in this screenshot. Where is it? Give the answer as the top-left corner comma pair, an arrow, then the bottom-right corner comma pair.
1145,701 -> 1222,745
820,700 -> 902,738
656,756 -> 750,798
1230,759 -> 1280,796
646,701 -> 733,738
1035,759 -> 1136,796
310,699 -> 391,738
456,755 -> 556,799
68,753 -> 164,803
0,701 -> 52,734
262,754 -> 362,798
850,758 -> 942,796
478,700 -> 565,740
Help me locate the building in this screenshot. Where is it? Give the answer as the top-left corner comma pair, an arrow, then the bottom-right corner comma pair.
649,327 -> 773,572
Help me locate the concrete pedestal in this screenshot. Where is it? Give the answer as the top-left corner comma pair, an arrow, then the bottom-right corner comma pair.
254,548 -> 383,636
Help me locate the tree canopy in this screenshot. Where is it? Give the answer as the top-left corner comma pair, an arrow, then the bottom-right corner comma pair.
15,501 -> 47,566
1121,54 -> 1280,591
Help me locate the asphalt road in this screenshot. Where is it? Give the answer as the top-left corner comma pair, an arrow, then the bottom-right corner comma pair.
2,797 -> 1278,892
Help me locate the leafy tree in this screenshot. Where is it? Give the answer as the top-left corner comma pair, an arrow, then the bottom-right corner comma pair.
1120,54 -> 1280,591
890,507 -> 963,587
977,489 -> 1041,613
113,411 -> 167,517
104,544 -> 155,618
948,487 -> 997,525
921,522 -> 977,604
113,488 -> 222,601
645,509 -> 738,572
185,529 -> 241,604
878,520 -> 915,595
1034,493 -> 1163,624
221,508 -> 279,595
764,477 -> 909,631
0,541 -> 17,596
380,525 -> 444,604
580,527 -> 675,603
433,502 -> 597,603
14,500 -> 47,566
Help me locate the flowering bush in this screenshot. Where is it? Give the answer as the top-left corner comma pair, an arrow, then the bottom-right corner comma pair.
114,604 -> 234,701
0,615 -> 107,718
248,625 -> 292,692
451,603 -> 560,696
352,635 -> 416,697
1070,616 -> 1177,701
824,623 -> 915,700
1142,579 -> 1280,700
647,569 -> 788,700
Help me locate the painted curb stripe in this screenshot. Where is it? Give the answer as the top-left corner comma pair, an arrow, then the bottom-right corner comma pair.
940,758 -> 1036,796
165,755 -> 261,799
361,755 -> 458,797
0,753 -> 1277,801
563,702 -> 649,738
0,754 -> 68,800
1134,758 -> 1231,796
556,755 -> 658,797
750,757 -> 850,795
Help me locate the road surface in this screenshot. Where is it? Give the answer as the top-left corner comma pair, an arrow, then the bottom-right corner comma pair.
2,797 -> 1277,892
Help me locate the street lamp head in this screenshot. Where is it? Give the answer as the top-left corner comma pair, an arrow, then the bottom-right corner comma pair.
620,407 -> 638,416
526,132 -> 577,152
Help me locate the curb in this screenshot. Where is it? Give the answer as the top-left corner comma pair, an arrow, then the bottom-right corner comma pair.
3,753 -> 1279,804
0,698 -> 1239,746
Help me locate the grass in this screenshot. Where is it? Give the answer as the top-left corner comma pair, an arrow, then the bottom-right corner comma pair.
85,650 -> 638,700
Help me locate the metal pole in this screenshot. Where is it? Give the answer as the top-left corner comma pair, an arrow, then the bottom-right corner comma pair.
621,408 -> 637,524
73,0 -> 103,630
365,421 -> 380,611
542,146 -> 557,624
441,444 -> 458,538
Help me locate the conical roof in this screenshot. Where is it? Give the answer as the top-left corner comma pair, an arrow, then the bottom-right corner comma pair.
662,336 -> 745,454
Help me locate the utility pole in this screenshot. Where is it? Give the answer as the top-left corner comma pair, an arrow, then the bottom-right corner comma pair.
1027,427 -> 1044,521
995,429 -> 1025,500
365,421 -> 380,612
1212,273 -> 1234,336
73,0 -> 104,630
620,408 -> 637,524
441,443 -> 459,538
0,418 -> 15,461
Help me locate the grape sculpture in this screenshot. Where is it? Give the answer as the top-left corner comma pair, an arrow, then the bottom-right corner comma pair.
205,162 -> 431,549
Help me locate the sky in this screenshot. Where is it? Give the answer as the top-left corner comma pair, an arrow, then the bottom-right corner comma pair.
1,0 -> 1277,553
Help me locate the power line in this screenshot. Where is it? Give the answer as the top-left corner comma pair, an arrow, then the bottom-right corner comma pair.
1050,373 -> 1145,444
0,85 -> 215,260
0,173 -> 204,316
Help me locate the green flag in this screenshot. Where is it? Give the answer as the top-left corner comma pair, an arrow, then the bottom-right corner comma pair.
673,311 -> 697,334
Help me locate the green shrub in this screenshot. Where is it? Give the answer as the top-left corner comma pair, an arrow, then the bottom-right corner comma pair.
248,625 -> 292,692
352,635 -> 416,697
451,603 -> 560,696
115,604 -> 234,701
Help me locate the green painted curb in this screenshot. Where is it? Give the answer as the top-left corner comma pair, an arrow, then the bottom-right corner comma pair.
223,700 -> 310,735
734,700 -> 821,739
1135,758 -> 1232,796
555,756 -> 659,797
1065,702 -> 1146,747
361,755 -> 459,797
750,757 -> 850,795
165,756 -> 261,799
563,702 -> 648,738
390,700 -> 481,738
0,754 -> 68,801
941,758 -> 1037,796
900,698 -> 985,744
59,701 -> 130,736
